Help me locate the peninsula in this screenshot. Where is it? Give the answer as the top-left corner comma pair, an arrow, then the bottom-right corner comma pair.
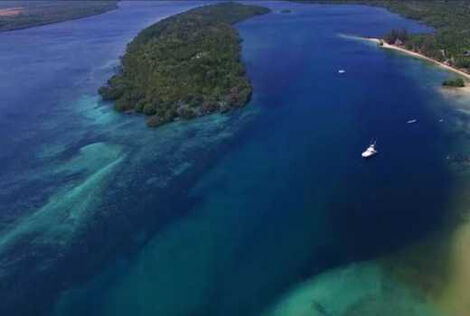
99,2 -> 270,127
295,0 -> 470,86
0,1 -> 118,32
362,37 -> 470,88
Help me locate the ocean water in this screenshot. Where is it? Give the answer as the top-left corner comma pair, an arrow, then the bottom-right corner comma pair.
0,1 -> 468,315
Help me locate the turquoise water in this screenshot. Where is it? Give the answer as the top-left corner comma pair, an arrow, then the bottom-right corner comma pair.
0,1 -> 468,315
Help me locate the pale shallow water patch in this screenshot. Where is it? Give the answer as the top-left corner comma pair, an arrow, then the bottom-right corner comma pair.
266,262 -> 438,316
55,142 -> 123,176
0,145 -> 125,250
78,95 -> 120,126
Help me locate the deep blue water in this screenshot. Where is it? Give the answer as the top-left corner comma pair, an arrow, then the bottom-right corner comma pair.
0,1 -> 466,315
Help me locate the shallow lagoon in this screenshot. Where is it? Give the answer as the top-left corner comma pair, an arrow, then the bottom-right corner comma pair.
0,1 -> 468,315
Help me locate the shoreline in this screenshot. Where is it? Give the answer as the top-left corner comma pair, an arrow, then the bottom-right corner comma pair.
0,1 -> 119,33
354,35 -> 470,316
365,37 -> 470,83
440,84 -> 470,98
99,2 -> 271,128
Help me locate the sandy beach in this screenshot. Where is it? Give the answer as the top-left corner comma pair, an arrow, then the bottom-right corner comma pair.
367,36 -> 470,316
365,37 -> 470,82
440,85 -> 470,100
0,8 -> 23,17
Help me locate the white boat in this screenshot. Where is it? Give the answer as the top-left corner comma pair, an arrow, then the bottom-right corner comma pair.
361,141 -> 378,158
338,69 -> 346,74
407,119 -> 417,124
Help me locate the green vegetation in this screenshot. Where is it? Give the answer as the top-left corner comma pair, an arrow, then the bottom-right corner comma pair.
99,2 -> 270,127
0,1 -> 118,32
442,77 -> 466,88
383,28 -> 409,45
294,1 -> 470,72
378,1 -> 470,70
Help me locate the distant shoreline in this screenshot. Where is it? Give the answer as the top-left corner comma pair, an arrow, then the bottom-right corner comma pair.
339,33 -> 470,94
366,37 -> 470,82
0,1 -> 119,33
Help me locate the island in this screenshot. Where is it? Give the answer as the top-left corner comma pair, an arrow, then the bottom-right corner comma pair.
0,1 -> 118,32
99,2 -> 270,127
443,77 -> 466,88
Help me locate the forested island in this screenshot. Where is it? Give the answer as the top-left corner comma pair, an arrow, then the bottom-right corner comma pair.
295,0 -> 470,83
0,1 -> 118,31
99,2 -> 270,127
443,77 -> 466,88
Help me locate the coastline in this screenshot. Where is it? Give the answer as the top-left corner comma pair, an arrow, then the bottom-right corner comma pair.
1,2 -> 467,314
364,37 -> 470,83
99,3 -> 270,127
440,84 -> 470,99
0,1 -> 119,33
358,35 -> 470,316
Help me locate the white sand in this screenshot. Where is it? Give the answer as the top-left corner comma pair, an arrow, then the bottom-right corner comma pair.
366,37 -> 470,83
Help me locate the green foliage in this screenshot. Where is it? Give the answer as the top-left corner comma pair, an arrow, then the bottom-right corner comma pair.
442,77 -> 466,88
384,28 -> 409,44
455,56 -> 470,68
99,2 -> 270,127
379,1 -> 470,67
293,0 -> 470,71
0,1 -> 118,31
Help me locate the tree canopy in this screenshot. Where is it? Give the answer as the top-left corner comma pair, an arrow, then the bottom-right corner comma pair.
295,0 -> 470,71
99,2 -> 270,127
